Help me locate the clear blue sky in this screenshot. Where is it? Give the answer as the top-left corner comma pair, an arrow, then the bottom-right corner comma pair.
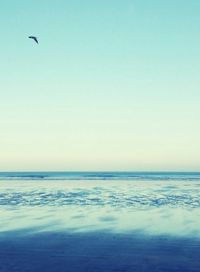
1,0 -> 200,171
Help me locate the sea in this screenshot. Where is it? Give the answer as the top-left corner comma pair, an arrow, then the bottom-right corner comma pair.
0,171 -> 200,236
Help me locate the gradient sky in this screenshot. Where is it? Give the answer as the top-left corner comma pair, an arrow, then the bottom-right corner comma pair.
1,0 -> 200,171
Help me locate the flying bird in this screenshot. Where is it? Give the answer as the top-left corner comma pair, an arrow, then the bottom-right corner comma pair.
28,36 -> 39,44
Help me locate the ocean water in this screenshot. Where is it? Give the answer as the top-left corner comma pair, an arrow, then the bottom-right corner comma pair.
0,172 -> 200,237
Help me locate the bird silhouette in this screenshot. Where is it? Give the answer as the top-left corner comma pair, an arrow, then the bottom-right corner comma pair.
28,36 -> 39,44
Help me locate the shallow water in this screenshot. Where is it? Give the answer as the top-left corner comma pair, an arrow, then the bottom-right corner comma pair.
0,172 -> 200,237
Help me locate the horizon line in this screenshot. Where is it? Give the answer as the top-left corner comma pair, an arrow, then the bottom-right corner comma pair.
0,170 -> 200,173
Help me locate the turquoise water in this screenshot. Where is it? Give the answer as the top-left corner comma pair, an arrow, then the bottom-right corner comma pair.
0,172 -> 200,236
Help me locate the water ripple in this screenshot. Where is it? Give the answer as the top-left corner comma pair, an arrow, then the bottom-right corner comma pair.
0,181 -> 200,208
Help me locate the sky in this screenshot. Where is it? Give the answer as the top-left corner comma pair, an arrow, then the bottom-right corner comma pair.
1,0 -> 200,171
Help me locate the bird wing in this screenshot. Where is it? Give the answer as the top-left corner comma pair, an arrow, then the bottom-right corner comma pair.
33,37 -> 39,44
28,36 -> 39,44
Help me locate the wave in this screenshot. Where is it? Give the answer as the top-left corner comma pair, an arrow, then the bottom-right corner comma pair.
1,178 -> 200,208
1,190 -> 200,208
1,177 -> 200,236
1,172 -> 200,181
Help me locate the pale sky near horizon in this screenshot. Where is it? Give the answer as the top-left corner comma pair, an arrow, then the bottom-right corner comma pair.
1,0 -> 200,171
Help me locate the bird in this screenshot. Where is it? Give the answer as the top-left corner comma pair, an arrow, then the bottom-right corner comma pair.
28,36 -> 39,44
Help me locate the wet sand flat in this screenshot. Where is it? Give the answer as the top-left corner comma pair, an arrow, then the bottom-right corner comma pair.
0,231 -> 200,272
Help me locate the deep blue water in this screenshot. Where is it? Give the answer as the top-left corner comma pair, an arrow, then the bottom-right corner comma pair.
1,171 -> 200,180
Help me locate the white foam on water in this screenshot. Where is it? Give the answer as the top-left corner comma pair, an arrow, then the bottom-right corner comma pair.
0,179 -> 200,237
